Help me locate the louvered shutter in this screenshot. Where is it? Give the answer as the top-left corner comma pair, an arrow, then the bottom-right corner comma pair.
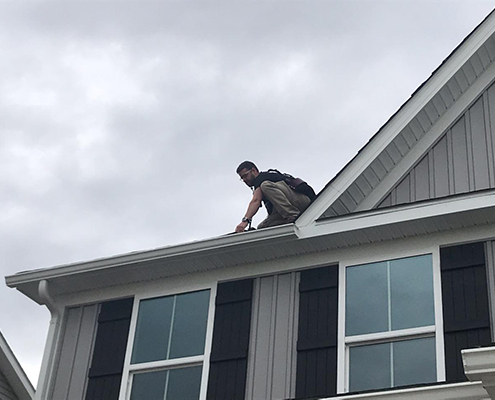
296,265 -> 339,398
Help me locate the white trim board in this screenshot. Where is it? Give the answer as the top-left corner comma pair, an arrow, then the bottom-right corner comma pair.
298,190 -> 495,240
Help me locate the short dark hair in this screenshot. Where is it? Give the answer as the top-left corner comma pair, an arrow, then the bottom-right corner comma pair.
236,161 -> 258,174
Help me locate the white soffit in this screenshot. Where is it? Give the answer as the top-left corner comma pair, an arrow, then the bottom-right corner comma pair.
297,9 -> 495,227
297,189 -> 495,240
0,332 -> 34,400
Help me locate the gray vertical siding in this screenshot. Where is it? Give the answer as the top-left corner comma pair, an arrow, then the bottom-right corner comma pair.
245,272 -> 299,400
50,304 -> 99,400
378,82 -> 495,208
0,369 -> 17,400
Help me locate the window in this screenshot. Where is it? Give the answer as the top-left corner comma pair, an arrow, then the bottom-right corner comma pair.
345,254 -> 437,392
127,290 -> 211,400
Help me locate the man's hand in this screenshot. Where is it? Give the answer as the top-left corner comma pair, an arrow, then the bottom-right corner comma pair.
235,220 -> 249,233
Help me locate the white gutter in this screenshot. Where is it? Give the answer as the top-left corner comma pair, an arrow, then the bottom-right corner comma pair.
321,381 -> 488,400
6,224 -> 296,287
34,280 -> 62,400
463,346 -> 495,399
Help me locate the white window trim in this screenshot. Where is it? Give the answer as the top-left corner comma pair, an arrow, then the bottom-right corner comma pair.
118,283 -> 217,400
337,246 -> 445,394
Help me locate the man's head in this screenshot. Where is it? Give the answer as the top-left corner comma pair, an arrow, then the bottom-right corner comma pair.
237,161 -> 259,187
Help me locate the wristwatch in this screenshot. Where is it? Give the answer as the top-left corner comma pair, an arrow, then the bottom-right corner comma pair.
242,217 -> 252,223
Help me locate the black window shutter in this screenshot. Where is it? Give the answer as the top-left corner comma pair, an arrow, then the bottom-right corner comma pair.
296,265 -> 339,398
206,279 -> 253,400
85,297 -> 134,400
441,242 -> 492,382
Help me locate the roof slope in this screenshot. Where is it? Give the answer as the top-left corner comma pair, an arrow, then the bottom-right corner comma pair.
297,7 -> 495,227
0,332 -> 34,400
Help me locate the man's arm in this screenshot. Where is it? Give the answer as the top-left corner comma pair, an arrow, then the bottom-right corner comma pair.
235,187 -> 262,232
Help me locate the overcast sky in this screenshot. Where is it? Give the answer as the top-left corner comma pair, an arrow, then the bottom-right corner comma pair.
1,0 -> 494,386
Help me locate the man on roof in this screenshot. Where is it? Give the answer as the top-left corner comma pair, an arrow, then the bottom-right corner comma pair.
235,161 -> 316,233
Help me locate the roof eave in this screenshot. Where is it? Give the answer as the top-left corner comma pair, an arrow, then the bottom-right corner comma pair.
0,332 -> 34,400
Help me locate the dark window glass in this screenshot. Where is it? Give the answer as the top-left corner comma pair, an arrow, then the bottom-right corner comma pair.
131,290 -> 210,364
132,296 -> 174,363
394,337 -> 436,387
130,370 -> 167,400
169,291 -> 210,359
390,255 -> 434,330
349,337 -> 436,392
167,366 -> 203,400
349,342 -> 391,392
346,255 -> 434,336
346,262 -> 388,335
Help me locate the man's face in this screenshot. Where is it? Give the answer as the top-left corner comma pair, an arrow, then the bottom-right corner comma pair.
238,168 -> 256,187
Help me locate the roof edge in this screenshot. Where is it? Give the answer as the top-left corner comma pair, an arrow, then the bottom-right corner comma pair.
0,332 -> 34,400
6,224 -> 296,288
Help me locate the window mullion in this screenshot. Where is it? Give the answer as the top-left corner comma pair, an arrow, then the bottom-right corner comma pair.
387,261 -> 392,332
166,296 -> 177,360
390,342 -> 394,388
163,370 -> 170,400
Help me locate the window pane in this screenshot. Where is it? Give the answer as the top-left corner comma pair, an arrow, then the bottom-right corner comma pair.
346,262 -> 388,335
130,370 -> 167,400
349,342 -> 391,392
390,255 -> 435,330
394,337 -> 436,387
132,296 -> 174,364
166,366 -> 202,400
169,290 -> 210,359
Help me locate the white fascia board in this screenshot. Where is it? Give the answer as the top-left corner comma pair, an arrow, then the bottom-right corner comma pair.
6,224 -> 296,288
320,382 -> 488,400
463,346 -> 495,399
0,332 -> 34,400
297,10 -> 495,228
297,190 -> 495,240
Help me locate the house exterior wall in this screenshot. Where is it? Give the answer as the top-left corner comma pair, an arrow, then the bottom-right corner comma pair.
0,369 -> 18,400
40,224 -> 495,400
379,82 -> 495,208
49,304 -> 99,400
245,272 -> 299,400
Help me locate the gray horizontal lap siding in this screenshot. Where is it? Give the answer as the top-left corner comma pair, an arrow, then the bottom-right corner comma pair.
0,369 -> 17,400
379,83 -> 495,208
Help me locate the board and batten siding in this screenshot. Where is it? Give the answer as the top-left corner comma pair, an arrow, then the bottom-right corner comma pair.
440,242 -> 492,383
379,82 -> 495,208
296,265 -> 339,399
49,304 -> 99,400
85,298 -> 133,400
207,279 -> 254,400
0,369 -> 17,400
245,273 -> 299,400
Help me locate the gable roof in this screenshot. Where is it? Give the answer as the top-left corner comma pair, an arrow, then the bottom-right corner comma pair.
0,332 -> 34,400
6,8 -> 495,305
297,7 -> 495,227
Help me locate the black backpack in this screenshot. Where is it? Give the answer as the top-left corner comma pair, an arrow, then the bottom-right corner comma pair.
267,169 -> 316,201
